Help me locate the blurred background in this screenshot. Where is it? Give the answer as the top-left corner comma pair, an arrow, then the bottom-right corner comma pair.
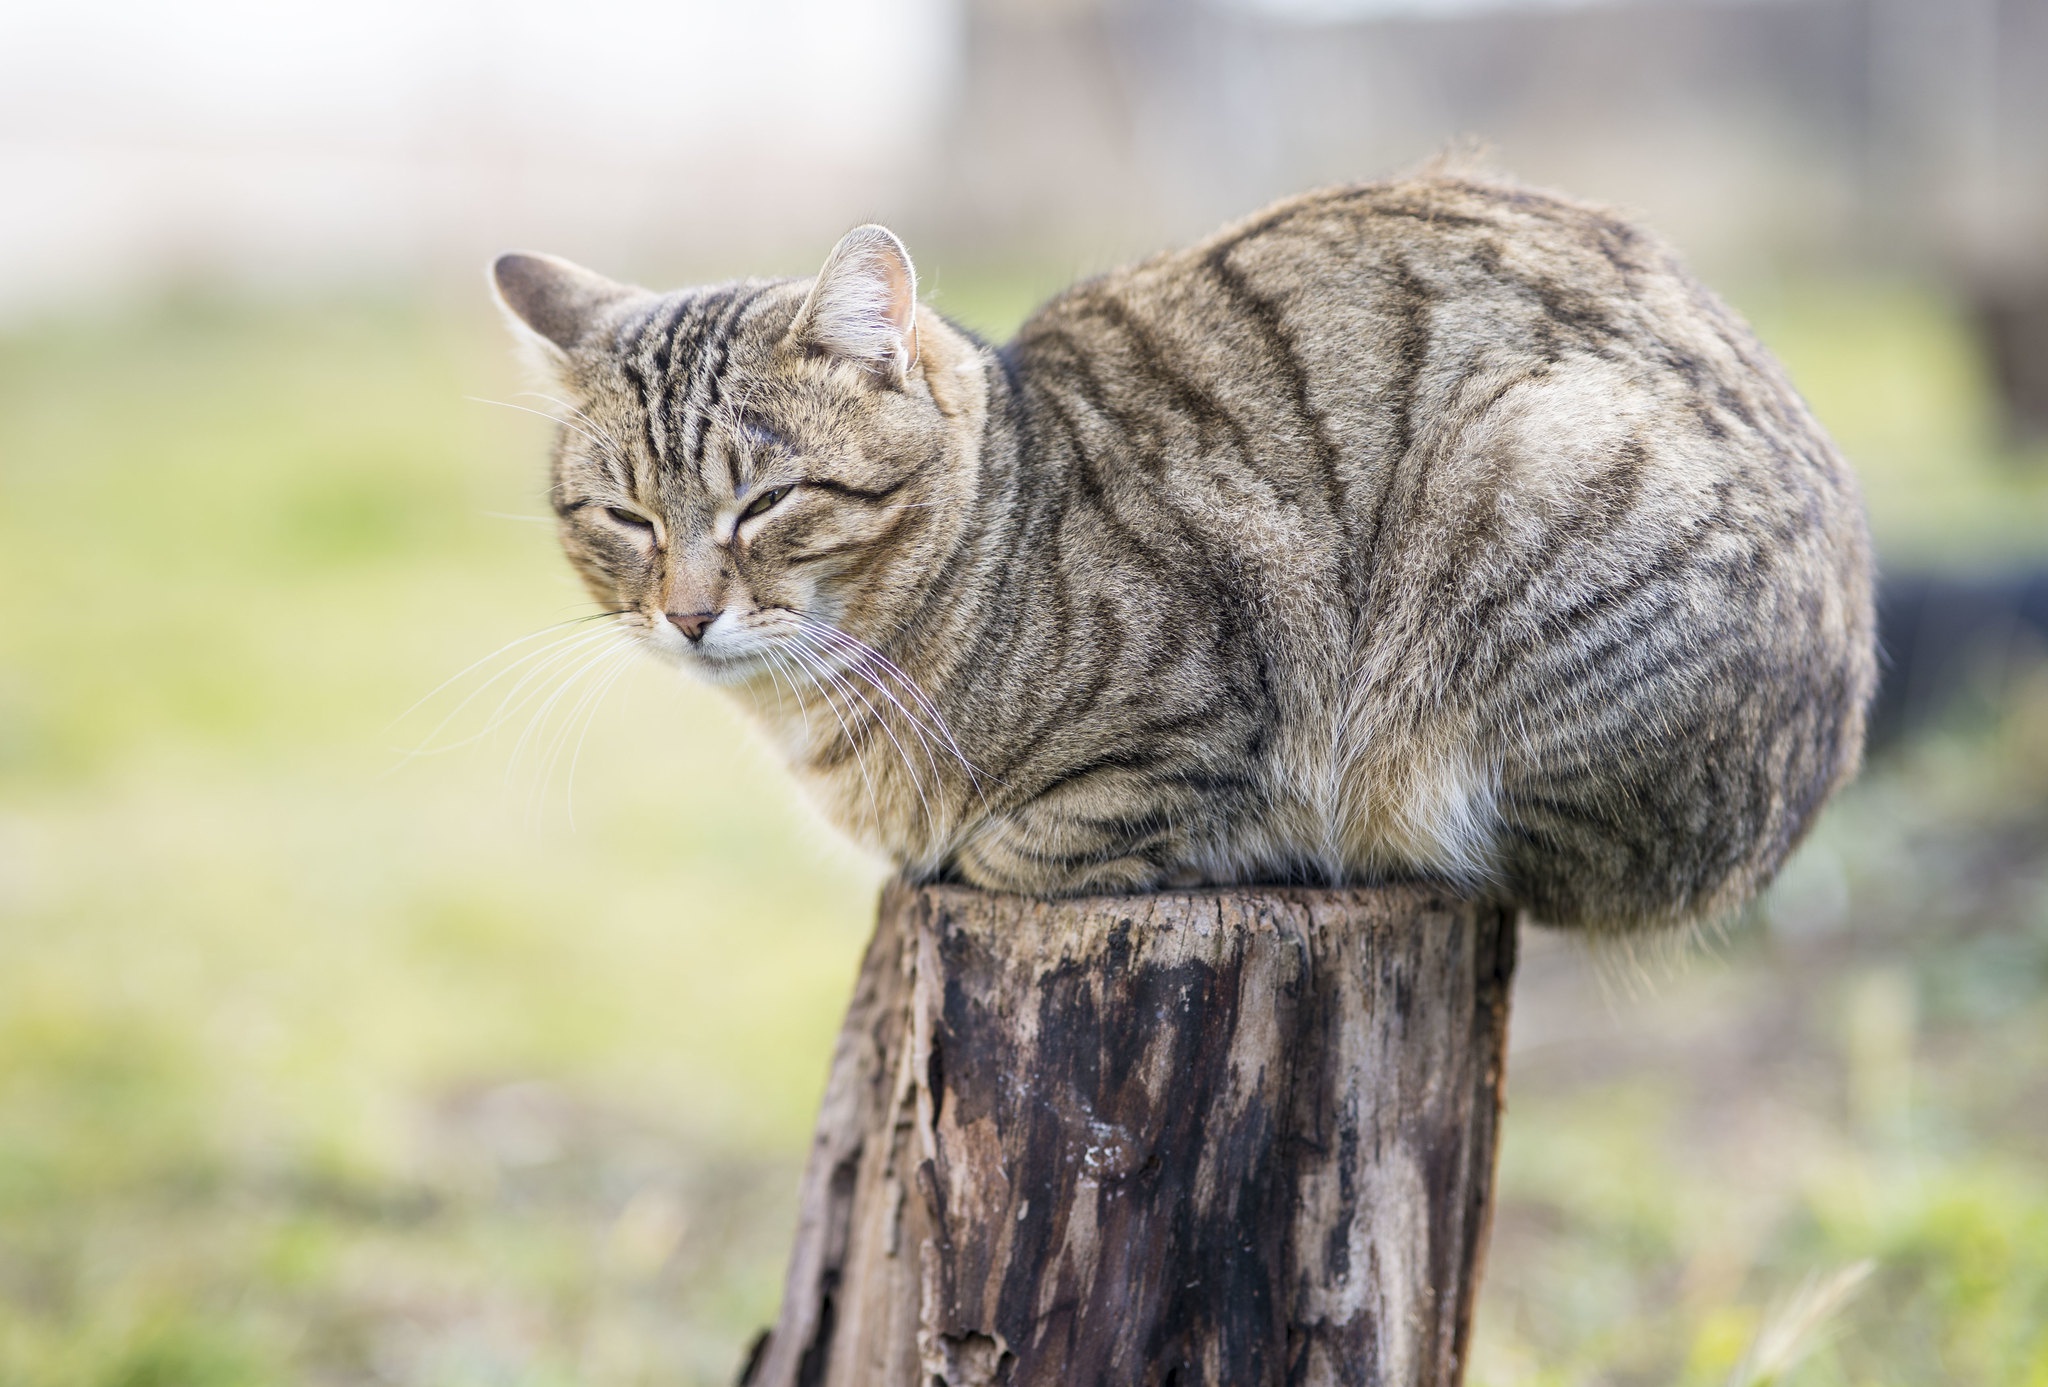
2,0 -> 2046,1383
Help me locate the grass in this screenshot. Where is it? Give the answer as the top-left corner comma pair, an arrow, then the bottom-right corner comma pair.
1478,687 -> 2048,1385
0,274 -> 2044,1385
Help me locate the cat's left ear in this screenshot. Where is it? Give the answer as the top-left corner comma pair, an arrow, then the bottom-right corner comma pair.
790,225 -> 919,385
491,252 -> 638,365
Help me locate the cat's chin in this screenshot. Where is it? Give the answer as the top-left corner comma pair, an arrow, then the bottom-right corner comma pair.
638,625 -> 776,688
665,647 -> 769,688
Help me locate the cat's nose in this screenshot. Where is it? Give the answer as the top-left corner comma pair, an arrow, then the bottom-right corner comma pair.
667,610 -> 719,642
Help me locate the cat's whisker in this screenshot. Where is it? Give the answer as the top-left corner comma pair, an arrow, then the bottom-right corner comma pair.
785,626 -> 942,832
444,623 -> 627,755
795,617 -> 962,755
757,647 -> 794,729
786,635 -> 925,839
465,395 -> 621,461
537,639 -> 629,787
759,648 -> 814,740
388,619 -> 626,765
785,634 -> 929,837
788,625 -> 991,839
791,620 -> 946,741
481,629 -> 629,775
506,647 -> 615,809
791,627 -> 946,777
552,643 -> 638,827
795,617 -> 989,799
516,391 -> 629,459
390,612 -> 617,734
507,631 -> 636,817
777,639 -> 886,834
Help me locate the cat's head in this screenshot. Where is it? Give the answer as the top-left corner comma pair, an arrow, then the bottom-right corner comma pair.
491,227 -> 988,686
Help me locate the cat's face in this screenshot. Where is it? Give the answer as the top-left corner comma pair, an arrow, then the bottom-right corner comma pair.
493,229 -> 985,688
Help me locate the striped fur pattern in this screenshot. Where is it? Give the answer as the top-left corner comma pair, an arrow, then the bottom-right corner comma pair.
491,174 -> 1875,930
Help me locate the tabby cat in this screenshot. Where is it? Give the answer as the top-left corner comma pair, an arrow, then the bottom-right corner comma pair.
490,173 -> 1875,931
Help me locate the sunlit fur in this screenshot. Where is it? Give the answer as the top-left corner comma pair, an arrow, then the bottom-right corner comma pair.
491,173 -> 1876,931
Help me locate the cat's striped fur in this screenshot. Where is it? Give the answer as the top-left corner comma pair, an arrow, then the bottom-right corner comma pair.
492,174 -> 1875,930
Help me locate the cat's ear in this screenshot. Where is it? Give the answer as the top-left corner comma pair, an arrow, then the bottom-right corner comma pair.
490,252 -> 636,362
790,225 -> 919,385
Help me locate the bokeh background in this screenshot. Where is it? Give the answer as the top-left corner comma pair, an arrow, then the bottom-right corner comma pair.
3,0 -> 2048,1383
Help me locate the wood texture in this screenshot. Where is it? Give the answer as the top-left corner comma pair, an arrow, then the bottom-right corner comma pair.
741,881 -> 1516,1387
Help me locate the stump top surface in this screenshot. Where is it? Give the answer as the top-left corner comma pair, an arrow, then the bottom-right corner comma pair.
895,879 -> 1495,951
902,876 -> 1482,914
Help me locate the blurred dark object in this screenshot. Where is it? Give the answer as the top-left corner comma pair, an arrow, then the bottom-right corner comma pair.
1870,567 -> 2048,753
1972,275 -> 2048,448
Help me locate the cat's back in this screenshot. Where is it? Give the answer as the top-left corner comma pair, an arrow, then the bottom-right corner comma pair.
1008,170 -> 1864,604
1000,173 -> 1874,929
1013,172 -> 1773,449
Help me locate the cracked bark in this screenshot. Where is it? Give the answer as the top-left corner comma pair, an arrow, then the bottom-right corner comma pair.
739,880 -> 1516,1387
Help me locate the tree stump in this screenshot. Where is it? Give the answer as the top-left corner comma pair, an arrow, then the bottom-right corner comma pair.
740,880 -> 1517,1387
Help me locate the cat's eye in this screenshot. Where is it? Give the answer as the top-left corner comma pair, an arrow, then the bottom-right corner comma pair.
598,499 -> 655,536
741,487 -> 792,522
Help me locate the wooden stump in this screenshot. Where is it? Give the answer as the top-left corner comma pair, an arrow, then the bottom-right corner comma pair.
740,881 -> 1517,1387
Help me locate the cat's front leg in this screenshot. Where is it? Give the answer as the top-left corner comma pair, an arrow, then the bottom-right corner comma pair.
940,775 -> 1213,897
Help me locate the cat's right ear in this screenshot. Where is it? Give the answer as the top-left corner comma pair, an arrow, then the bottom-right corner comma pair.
790,225 -> 920,386
490,252 -> 636,365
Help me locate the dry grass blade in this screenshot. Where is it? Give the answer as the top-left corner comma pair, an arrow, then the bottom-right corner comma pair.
1725,1260 -> 1875,1387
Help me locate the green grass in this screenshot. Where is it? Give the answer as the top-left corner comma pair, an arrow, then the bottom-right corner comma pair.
0,276 -> 2044,1385
1476,689 -> 2048,1385
0,294 -> 883,1386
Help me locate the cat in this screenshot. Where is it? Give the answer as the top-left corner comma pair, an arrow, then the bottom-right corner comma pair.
489,172 -> 1875,931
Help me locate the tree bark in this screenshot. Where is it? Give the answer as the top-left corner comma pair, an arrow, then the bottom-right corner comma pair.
740,880 -> 1516,1387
